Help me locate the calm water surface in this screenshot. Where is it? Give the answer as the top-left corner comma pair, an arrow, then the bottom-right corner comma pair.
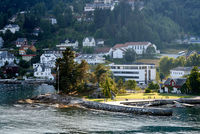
0,84 -> 200,134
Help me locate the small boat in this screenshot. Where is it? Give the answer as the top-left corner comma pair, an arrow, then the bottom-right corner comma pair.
173,101 -> 194,108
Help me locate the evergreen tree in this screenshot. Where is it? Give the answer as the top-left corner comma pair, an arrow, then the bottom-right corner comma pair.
186,66 -> 200,94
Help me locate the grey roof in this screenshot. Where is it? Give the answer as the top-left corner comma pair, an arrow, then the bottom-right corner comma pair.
171,66 -> 200,72
164,78 -> 187,87
171,67 -> 193,72
16,38 -> 27,42
0,51 -> 16,59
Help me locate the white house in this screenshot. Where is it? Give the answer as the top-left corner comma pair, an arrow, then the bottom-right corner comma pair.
50,18 -> 57,25
112,48 -> 126,59
40,51 -> 62,68
96,39 -> 104,46
56,39 -> 79,50
83,37 -> 96,47
111,42 -> 159,59
0,37 -> 4,48
75,54 -> 105,65
0,51 -> 17,67
84,4 -> 96,12
0,24 -> 20,34
109,63 -> 156,85
170,67 -> 197,78
34,64 -> 54,80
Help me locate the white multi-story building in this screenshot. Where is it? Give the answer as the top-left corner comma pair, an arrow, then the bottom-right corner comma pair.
34,63 -> 54,80
170,67 -> 194,78
0,37 -> 4,48
40,51 -> 62,68
83,37 -> 96,47
109,63 -> 156,85
0,51 -> 17,67
111,42 -> 159,59
56,39 -> 79,50
75,54 -> 105,65
33,50 -> 63,80
0,24 -> 20,34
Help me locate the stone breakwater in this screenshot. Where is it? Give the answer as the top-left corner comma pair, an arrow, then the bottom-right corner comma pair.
80,101 -> 173,116
18,94 -> 173,116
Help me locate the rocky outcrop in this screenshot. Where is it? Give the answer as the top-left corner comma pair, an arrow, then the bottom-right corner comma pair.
19,94 -> 176,116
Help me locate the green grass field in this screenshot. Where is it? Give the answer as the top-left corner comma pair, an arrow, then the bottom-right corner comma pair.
85,93 -> 194,102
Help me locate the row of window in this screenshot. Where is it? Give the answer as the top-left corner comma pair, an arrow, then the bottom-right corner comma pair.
111,66 -> 154,70
36,72 -> 51,76
113,71 -> 139,74
171,72 -> 183,75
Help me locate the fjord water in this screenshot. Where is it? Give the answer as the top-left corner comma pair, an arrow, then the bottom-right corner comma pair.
0,84 -> 200,134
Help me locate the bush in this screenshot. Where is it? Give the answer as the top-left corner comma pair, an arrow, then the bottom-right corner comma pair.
145,89 -> 152,93
119,88 -> 127,94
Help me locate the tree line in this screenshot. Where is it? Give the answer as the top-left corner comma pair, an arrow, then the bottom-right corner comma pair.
1,0 -> 200,49
159,53 -> 200,79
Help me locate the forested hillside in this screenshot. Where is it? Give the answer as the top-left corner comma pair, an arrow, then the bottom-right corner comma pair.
0,0 -> 199,49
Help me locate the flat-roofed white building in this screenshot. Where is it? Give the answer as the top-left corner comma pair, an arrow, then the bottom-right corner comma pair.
170,67 -> 194,78
109,63 -> 156,85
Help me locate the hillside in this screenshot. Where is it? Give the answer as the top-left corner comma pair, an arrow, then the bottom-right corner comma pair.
0,0 -> 199,50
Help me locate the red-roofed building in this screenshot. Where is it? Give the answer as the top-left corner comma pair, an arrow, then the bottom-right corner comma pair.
95,47 -> 112,56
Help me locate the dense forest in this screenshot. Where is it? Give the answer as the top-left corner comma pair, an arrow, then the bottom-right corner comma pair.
0,0 -> 200,49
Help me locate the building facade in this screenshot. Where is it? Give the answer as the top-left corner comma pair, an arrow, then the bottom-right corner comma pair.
0,24 -> 20,34
109,63 -> 156,85
0,37 -> 4,48
0,51 -> 17,67
56,39 -> 79,50
163,78 -> 187,94
75,54 -> 105,65
34,63 -> 54,80
111,42 -> 159,59
83,37 -> 96,47
170,67 -> 193,78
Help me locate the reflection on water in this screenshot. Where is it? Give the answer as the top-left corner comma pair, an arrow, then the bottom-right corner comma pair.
0,84 -> 55,104
0,84 -> 200,134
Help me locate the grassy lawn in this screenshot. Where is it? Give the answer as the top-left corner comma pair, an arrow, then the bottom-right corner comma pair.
85,93 -> 194,102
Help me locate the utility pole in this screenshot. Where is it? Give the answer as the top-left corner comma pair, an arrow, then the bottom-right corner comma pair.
57,65 -> 59,94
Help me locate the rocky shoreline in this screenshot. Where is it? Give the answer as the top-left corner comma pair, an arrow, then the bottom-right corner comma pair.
18,94 -> 174,116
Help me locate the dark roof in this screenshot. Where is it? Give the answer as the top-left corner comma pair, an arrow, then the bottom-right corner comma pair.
0,51 -> 16,59
16,38 -> 27,42
95,47 -> 111,53
164,78 -> 187,87
6,62 -> 18,67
